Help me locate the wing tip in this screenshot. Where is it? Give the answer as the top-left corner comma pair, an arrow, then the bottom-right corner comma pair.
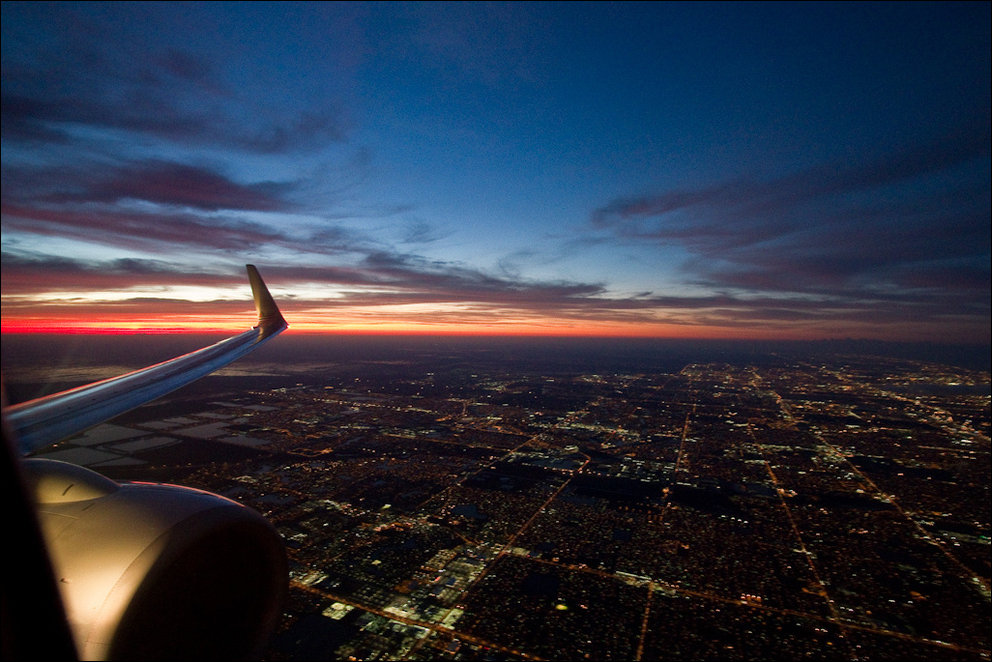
246,265 -> 288,338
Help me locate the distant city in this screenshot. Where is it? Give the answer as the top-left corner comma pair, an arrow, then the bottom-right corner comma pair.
5,336 -> 990,660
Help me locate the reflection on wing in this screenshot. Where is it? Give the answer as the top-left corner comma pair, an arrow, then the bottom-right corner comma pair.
4,264 -> 287,454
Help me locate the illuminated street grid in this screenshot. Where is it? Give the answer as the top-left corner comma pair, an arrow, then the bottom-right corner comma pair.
46,355 -> 990,660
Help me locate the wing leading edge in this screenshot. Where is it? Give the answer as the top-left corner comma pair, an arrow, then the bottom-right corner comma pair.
4,265 -> 288,455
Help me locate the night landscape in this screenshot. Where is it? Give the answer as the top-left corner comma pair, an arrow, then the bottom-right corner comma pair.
2,2 -> 989,661
3,334 -> 989,660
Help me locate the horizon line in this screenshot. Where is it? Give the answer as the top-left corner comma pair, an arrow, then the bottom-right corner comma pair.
2,327 -> 990,349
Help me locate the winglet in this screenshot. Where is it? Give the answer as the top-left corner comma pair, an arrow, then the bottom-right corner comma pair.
247,264 -> 287,339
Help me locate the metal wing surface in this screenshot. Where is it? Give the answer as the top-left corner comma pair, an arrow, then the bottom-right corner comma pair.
4,264 -> 288,454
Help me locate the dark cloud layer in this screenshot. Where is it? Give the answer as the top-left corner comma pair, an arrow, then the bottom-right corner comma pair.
5,250 -> 985,342
2,203 -> 293,254
52,161 -> 294,212
593,119 -> 990,307
1,4 -> 345,155
2,158 -> 295,213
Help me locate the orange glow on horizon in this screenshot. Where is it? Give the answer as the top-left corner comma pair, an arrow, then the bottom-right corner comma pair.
2,306 -> 986,343
0,315 -> 877,342
0,319 -> 250,335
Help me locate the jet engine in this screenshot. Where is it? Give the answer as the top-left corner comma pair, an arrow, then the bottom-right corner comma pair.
21,458 -> 287,661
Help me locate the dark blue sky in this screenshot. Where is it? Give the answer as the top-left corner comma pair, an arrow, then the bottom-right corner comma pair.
2,2 -> 989,340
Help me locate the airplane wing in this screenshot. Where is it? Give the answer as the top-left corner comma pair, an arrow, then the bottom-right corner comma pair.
1,265 -> 289,661
4,264 -> 287,455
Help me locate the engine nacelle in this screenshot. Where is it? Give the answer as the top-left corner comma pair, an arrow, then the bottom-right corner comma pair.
22,459 -> 287,661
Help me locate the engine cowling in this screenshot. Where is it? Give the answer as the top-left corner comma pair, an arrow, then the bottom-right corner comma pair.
22,458 -> 287,661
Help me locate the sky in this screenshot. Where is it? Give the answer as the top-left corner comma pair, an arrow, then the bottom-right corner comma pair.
1,2 -> 989,342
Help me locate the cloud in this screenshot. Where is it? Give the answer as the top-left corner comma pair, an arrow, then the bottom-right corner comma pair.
0,252 -> 234,296
592,119 -> 991,302
20,160 -> 295,213
8,249 -> 984,342
1,4 -> 345,154
1,203 -> 295,255
0,154 -> 383,258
